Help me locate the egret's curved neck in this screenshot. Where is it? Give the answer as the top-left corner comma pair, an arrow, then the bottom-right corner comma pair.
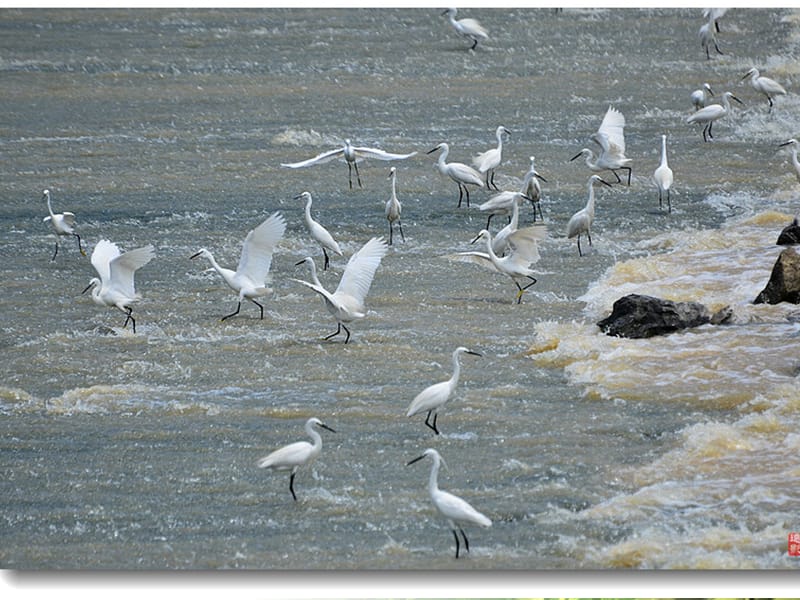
482,232 -> 501,266
390,174 -> 397,199
436,145 -> 450,165
509,197 -> 520,227
303,196 -> 314,224
306,423 -> 323,451
586,182 -> 597,216
660,136 -> 668,167
427,454 -> 441,496
449,349 -> 466,389
305,259 -> 323,288
45,194 -> 56,218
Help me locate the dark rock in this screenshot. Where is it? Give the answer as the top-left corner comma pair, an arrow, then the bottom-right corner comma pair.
777,217 -> 800,245
597,294 -> 715,338
754,246 -> 800,305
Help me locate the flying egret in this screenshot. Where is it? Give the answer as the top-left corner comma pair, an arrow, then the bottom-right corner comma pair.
441,7 -> 488,51
742,67 -> 787,110
699,17 -> 723,60
691,83 -> 715,111
653,134 -> 674,213
566,175 -> 612,257
292,237 -> 388,344
686,91 -> 743,142
407,448 -> 492,559
473,126 -> 511,190
42,189 -> 86,260
571,106 -> 632,185
427,142 -> 484,208
455,225 -> 546,303
257,417 -> 335,502
280,139 -> 417,190
406,346 -> 481,435
779,139 -> 800,184
385,167 -> 404,245
296,191 -> 342,270
190,212 -> 286,322
82,239 -> 155,333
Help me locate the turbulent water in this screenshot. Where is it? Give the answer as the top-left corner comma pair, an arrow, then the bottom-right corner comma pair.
2,7 -> 800,570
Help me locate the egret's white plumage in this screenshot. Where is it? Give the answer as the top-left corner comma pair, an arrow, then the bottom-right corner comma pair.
742,67 -> 787,110
779,139 -> 800,184
427,142 -> 484,208
82,239 -> 155,333
523,156 -> 547,222
441,7 -> 488,50
699,17 -> 723,59
406,346 -> 481,435
653,134 -> 674,213
407,448 -> 492,559
472,126 -> 511,190
292,237 -> 388,343
566,175 -> 612,257
691,82 -> 715,111
571,106 -> 632,185
190,212 -> 286,321
490,194 -> 521,255
42,189 -> 86,260
478,158 -> 545,227
686,91 -> 742,142
257,417 -> 335,502
385,167 -> 404,245
296,191 -> 342,270
281,139 -> 417,189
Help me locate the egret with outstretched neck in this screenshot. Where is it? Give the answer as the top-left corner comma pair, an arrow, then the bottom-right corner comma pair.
566,175 -> 612,256
42,189 -> 86,260
473,126 -> 511,190
428,142 -> 484,208
385,167 -> 404,245
296,191 -> 342,270
653,134 -> 674,213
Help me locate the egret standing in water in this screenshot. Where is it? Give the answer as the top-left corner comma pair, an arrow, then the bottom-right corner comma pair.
653,134 -> 674,213
82,239 -> 155,333
779,139 -> 800,184
190,212 -> 286,322
42,189 -> 86,260
690,82 -> 715,111
473,125 -> 511,190
296,191 -> 342,270
571,106 -> 632,185
427,142 -> 484,208
742,67 -> 787,111
699,16 -> 723,60
566,175 -> 612,257
441,7 -> 488,51
292,237 -> 388,344
523,156 -> 547,222
407,448 -> 492,559
385,167 -> 404,245
478,159 -> 545,227
406,346 -> 481,435
686,91 -> 743,142
281,139 -> 417,190
257,417 -> 335,502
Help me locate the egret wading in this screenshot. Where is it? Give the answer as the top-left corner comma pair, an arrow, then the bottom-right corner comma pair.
653,134 -> 674,213
427,142 -> 484,208
406,346 -> 482,435
690,82 -> 714,111
441,7 -> 488,51
478,159 -> 545,227
699,17 -> 723,59
407,448 -> 492,559
566,175 -> 612,257
473,125 -> 511,190
523,156 -> 547,222
190,212 -> 286,321
571,106 -> 632,185
385,167 -> 404,245
686,91 -> 743,142
42,189 -> 86,260
742,67 -> 787,111
779,139 -> 800,184
296,191 -> 342,270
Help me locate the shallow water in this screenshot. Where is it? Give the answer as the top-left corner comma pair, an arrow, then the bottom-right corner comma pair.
1,7 -> 800,569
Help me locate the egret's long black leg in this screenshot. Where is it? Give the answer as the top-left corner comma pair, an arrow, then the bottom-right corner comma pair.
610,169 -> 622,184
587,230 -> 593,247
667,189 -> 672,214
464,185 -> 471,207
423,410 -> 441,435
221,302 -> 241,322
250,299 -> 264,320
289,472 -> 297,501
323,248 -> 330,270
324,323 -> 342,341
51,242 -> 59,261
452,529 -> 461,558
347,163 -> 354,190
457,184 -> 464,208
398,220 -> 405,242
353,161 -> 362,188
623,166 -> 632,186
459,527 -> 470,554
123,307 -> 136,333
576,235 -> 583,257
342,324 -> 351,344
73,233 -> 86,256
470,38 -> 478,50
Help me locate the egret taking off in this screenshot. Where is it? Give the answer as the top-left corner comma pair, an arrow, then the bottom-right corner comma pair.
406,346 -> 481,435
82,239 -> 155,333
385,167 -> 404,245
686,91 -> 743,142
441,7 -> 488,51
653,134 -> 674,213
42,189 -> 86,260
292,237 -> 388,344
566,175 -> 612,257
190,212 -> 286,322
691,82 -> 714,111
281,139 -> 417,190
779,139 -> 800,184
571,106 -> 632,185
296,191 -> 343,270
742,67 -> 787,111
473,125 -> 511,190
407,448 -> 492,559
257,417 -> 335,502
427,142 -> 484,208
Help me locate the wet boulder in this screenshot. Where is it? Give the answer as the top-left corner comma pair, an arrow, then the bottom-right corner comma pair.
754,246 -> 800,305
777,217 -> 800,245
597,294 -> 727,338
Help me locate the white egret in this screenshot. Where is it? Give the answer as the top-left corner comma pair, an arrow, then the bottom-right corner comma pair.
406,346 -> 481,435
42,189 -> 86,260
686,91 -> 743,142
490,193 -> 521,256
257,417 -> 335,502
281,139 -> 417,190
571,106 -> 632,185
296,191 -> 342,270
292,237 -> 388,344
385,167 -> 404,245
742,67 -> 787,111
691,82 -> 715,111
478,159 -> 545,227
779,139 -> 800,184
427,142 -> 484,208
703,8 -> 727,32
566,175 -> 612,257
523,156 -> 547,222
653,134 -> 674,213
699,17 -> 723,60
472,125 -> 511,190
441,7 -> 488,51
455,225 -> 546,303
82,239 -> 155,333
190,212 -> 286,321
407,448 -> 492,559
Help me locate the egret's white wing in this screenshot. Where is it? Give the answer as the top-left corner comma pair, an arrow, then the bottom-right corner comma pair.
257,441 -> 313,470
434,489 -> 492,528
457,18 -> 488,38
506,225 -> 546,266
236,212 -> 286,284
334,237 -> 388,303
451,251 -> 496,272
593,106 -> 626,155
281,147 -> 345,168
61,212 -> 77,226
108,244 -> 155,298
90,239 -> 121,286
351,147 -> 418,162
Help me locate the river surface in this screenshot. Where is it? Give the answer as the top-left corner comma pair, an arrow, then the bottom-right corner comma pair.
1,7 -> 800,570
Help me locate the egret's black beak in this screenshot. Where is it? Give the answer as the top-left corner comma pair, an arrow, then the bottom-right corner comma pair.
190,251 -> 202,260
81,282 -> 93,295
570,152 -> 583,162
731,94 -> 744,105
466,350 -> 482,357
319,423 -> 336,433
535,172 -> 548,183
407,454 -> 426,466
426,147 -> 440,155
